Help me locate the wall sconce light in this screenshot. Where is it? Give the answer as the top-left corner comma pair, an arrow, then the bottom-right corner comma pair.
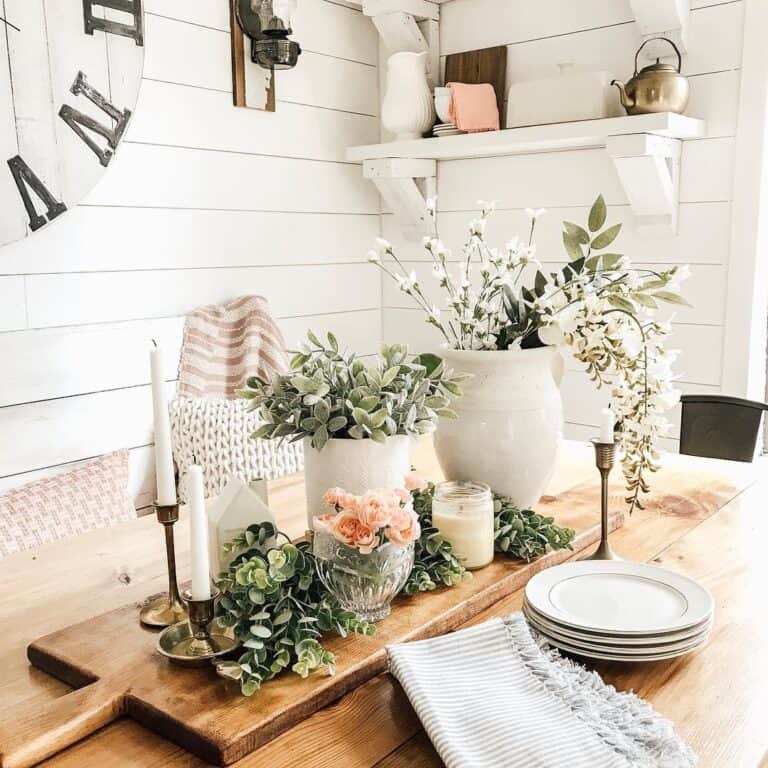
236,0 -> 301,71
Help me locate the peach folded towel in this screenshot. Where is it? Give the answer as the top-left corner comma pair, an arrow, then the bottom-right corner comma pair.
447,82 -> 500,133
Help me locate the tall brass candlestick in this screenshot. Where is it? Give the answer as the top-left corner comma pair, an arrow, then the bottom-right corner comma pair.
140,502 -> 188,627
583,439 -> 622,561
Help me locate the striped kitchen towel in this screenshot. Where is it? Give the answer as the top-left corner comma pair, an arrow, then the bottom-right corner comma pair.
177,295 -> 288,399
387,613 -> 696,768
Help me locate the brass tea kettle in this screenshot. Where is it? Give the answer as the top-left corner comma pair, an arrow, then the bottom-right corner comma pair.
612,37 -> 689,115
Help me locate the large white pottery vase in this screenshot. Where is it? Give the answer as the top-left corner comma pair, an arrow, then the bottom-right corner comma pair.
303,436 -> 413,528
381,51 -> 434,140
434,347 -> 564,509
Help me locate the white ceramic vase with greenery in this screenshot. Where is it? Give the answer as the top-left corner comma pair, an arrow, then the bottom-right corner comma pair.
370,196 -> 689,512
242,332 -> 466,527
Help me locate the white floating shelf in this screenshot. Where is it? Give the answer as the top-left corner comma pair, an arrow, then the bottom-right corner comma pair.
347,113 -> 705,162
349,113 -> 705,239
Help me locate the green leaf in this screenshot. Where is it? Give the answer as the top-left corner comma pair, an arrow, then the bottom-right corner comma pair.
591,223 -> 622,250
598,253 -> 624,271
327,332 -> 338,352
588,194 -> 607,232
562,231 -> 584,261
534,270 -> 548,297
653,290 -> 692,307
313,399 -> 330,424
250,624 -> 272,638
563,221 -> 590,245
633,293 -> 658,309
607,295 -> 636,313
352,407 -> 370,426
327,416 -> 347,433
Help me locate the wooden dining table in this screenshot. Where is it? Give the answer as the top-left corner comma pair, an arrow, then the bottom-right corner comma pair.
1,438 -> 767,768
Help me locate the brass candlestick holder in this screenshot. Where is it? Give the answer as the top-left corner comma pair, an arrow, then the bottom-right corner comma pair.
583,439 -> 622,561
157,587 -> 239,667
139,502 -> 188,627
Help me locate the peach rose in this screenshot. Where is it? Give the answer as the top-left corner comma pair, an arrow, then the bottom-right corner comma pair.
322,487 -> 344,509
332,510 -> 362,547
393,487 -> 412,504
357,491 -> 394,530
386,507 -> 421,547
404,472 -> 427,491
351,521 -> 380,555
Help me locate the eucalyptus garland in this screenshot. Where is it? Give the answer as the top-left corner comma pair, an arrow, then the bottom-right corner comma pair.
216,489 -> 575,696
215,522 -> 375,696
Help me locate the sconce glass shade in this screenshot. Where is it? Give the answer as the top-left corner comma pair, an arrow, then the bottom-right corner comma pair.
239,0 -> 301,70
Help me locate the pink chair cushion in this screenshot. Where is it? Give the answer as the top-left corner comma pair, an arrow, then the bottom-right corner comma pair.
0,449 -> 136,558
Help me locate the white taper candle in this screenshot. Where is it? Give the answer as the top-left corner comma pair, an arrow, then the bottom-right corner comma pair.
150,342 -> 177,506
599,407 -> 615,444
188,464 -> 211,600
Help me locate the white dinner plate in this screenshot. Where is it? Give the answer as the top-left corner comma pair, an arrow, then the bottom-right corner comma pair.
523,599 -> 713,644
524,610 -> 711,655
541,632 -> 710,663
525,561 -> 713,635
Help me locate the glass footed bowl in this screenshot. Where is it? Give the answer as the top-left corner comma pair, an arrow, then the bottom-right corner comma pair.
313,531 -> 415,623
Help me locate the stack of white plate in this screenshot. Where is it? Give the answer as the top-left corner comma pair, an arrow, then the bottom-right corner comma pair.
433,122 -> 464,137
523,561 -> 714,662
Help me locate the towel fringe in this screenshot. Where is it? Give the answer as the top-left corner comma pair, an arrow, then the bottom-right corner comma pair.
504,614 -> 697,768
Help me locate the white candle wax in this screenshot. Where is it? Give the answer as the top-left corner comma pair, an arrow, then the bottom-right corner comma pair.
150,343 -> 177,506
188,464 -> 211,600
599,408 -> 615,444
432,482 -> 494,570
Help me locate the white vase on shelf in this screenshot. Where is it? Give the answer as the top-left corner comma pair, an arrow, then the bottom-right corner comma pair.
382,51 -> 435,140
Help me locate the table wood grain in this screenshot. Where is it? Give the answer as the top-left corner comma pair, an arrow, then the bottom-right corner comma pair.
1,439 -> 764,768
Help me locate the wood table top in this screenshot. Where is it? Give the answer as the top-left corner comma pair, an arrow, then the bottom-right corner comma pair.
1,439 -> 766,768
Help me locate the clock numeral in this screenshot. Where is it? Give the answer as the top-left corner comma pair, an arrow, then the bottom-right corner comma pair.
59,71 -> 132,167
7,156 -> 67,232
83,0 -> 143,46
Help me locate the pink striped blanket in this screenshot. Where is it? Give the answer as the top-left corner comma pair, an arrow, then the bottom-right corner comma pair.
177,295 -> 287,398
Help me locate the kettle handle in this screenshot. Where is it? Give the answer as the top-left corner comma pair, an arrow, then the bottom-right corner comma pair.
634,36 -> 682,75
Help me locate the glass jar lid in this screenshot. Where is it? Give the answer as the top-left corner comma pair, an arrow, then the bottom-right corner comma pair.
433,481 -> 492,513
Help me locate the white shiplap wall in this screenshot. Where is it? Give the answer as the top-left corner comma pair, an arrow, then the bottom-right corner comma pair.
382,0 -> 745,448
0,0 -> 381,509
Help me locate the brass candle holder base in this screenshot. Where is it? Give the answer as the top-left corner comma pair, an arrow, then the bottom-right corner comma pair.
157,588 -> 240,667
140,502 -> 188,628
583,439 -> 622,561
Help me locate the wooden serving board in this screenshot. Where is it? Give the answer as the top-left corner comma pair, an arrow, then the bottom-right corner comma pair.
445,45 -> 508,117
1,483 -> 624,768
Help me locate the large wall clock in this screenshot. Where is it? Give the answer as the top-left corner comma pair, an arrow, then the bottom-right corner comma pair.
0,0 -> 144,248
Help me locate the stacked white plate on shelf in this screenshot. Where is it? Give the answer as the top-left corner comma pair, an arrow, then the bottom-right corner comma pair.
433,122 -> 464,137
523,561 -> 714,662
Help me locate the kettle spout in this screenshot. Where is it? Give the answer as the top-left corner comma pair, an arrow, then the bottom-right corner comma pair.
611,79 -> 633,110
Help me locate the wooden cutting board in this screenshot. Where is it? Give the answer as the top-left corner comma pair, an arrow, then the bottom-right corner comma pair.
445,45 -> 508,117
0,483 -> 624,768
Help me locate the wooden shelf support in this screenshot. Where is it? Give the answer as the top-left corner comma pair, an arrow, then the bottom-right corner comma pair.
362,0 -> 439,86
607,133 -> 682,236
364,158 -> 436,238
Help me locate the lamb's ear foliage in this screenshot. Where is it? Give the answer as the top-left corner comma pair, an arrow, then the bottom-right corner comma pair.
243,333 -> 465,451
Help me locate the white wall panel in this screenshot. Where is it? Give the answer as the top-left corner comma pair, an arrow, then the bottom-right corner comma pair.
0,3 -> 384,499
383,202 -> 732,266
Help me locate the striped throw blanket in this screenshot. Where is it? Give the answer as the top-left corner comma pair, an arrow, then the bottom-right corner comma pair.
388,614 -> 695,768
177,295 -> 288,399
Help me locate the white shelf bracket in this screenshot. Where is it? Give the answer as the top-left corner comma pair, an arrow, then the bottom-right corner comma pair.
606,133 -> 682,237
364,158 -> 436,238
362,0 -> 439,86
629,0 -> 691,53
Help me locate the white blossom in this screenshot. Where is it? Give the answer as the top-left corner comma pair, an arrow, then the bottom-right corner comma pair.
525,207 -> 547,220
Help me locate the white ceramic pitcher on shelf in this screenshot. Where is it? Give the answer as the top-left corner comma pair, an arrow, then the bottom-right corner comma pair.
381,51 -> 434,140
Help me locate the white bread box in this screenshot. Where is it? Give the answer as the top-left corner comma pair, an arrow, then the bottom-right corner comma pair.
506,63 -> 617,128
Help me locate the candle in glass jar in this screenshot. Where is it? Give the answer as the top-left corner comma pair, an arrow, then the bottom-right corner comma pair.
188,464 -> 211,600
431,481 -> 494,570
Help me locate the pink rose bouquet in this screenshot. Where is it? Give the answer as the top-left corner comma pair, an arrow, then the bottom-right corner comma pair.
315,486 -> 421,555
